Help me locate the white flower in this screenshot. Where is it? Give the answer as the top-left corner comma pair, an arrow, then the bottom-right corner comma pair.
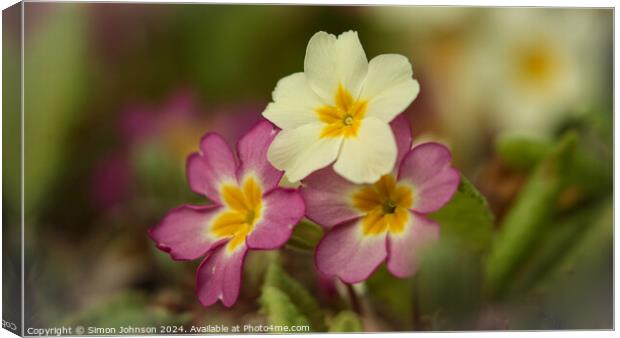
263,31 -> 420,184
472,9 -> 611,138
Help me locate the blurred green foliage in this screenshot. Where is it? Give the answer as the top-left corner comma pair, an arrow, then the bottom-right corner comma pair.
366,266 -> 414,328
260,287 -> 312,329
415,176 -> 493,330
262,263 -> 325,331
2,12 -> 21,215
496,137 -> 553,170
486,132 -> 578,298
24,4 -> 88,217
328,311 -> 363,332
62,292 -> 191,328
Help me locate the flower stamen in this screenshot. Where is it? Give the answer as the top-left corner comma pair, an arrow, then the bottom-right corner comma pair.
245,209 -> 256,225
382,200 -> 397,214
343,115 -> 354,126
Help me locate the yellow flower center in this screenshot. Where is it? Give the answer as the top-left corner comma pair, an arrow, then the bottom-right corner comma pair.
516,43 -> 558,89
352,175 -> 414,236
211,176 -> 263,252
316,84 -> 368,138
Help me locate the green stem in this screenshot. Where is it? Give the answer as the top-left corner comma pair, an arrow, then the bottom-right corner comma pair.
345,283 -> 363,316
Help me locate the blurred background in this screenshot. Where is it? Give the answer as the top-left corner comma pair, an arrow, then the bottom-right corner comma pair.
3,3 -> 613,332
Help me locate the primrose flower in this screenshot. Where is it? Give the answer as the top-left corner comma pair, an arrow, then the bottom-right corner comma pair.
302,115 -> 459,283
471,9 -> 610,138
263,30 -> 420,184
149,121 -> 305,307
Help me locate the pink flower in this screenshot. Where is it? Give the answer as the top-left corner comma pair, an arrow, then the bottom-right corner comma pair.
149,121 -> 306,307
90,90 -> 202,211
302,115 -> 460,283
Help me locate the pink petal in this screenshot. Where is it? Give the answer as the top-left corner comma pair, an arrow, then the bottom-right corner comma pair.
246,188 -> 305,250
390,114 -> 413,170
236,120 -> 283,192
386,212 -> 439,278
196,243 -> 248,307
301,167 -> 363,229
397,142 -> 460,213
315,219 -> 387,284
187,133 -> 237,204
149,205 -> 224,261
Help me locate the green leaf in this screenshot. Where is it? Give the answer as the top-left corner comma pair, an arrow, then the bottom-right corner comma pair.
428,175 -> 494,255
243,251 -> 279,292
260,286 -> 311,329
529,200 -> 613,329
496,136 -> 553,170
485,132 -> 577,298
365,266 -> 413,326
505,200 -> 610,295
328,311 -> 363,332
262,263 -> 325,331
284,221 -> 324,253
505,200 -> 612,329
564,140 -> 612,198
416,243 -> 483,330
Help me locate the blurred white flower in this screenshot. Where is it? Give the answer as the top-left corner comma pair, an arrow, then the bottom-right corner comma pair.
472,9 -> 611,138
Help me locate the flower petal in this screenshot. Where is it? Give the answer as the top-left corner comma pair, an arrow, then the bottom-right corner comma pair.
246,188 -> 305,249
236,120 -> 283,192
304,31 -> 368,102
187,133 -> 237,203
397,142 -> 460,213
361,54 -> 420,123
149,205 -> 224,261
315,219 -> 387,284
267,122 -> 342,182
387,212 -> 439,278
301,166 -> 362,229
262,72 -> 324,130
333,117 -> 397,184
390,114 -> 413,170
196,243 -> 248,307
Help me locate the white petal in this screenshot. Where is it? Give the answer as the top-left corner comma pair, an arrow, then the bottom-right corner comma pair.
267,123 -> 342,182
262,72 -> 323,130
304,31 -> 368,102
361,54 -> 420,122
333,117 -> 397,184
335,31 -> 369,98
